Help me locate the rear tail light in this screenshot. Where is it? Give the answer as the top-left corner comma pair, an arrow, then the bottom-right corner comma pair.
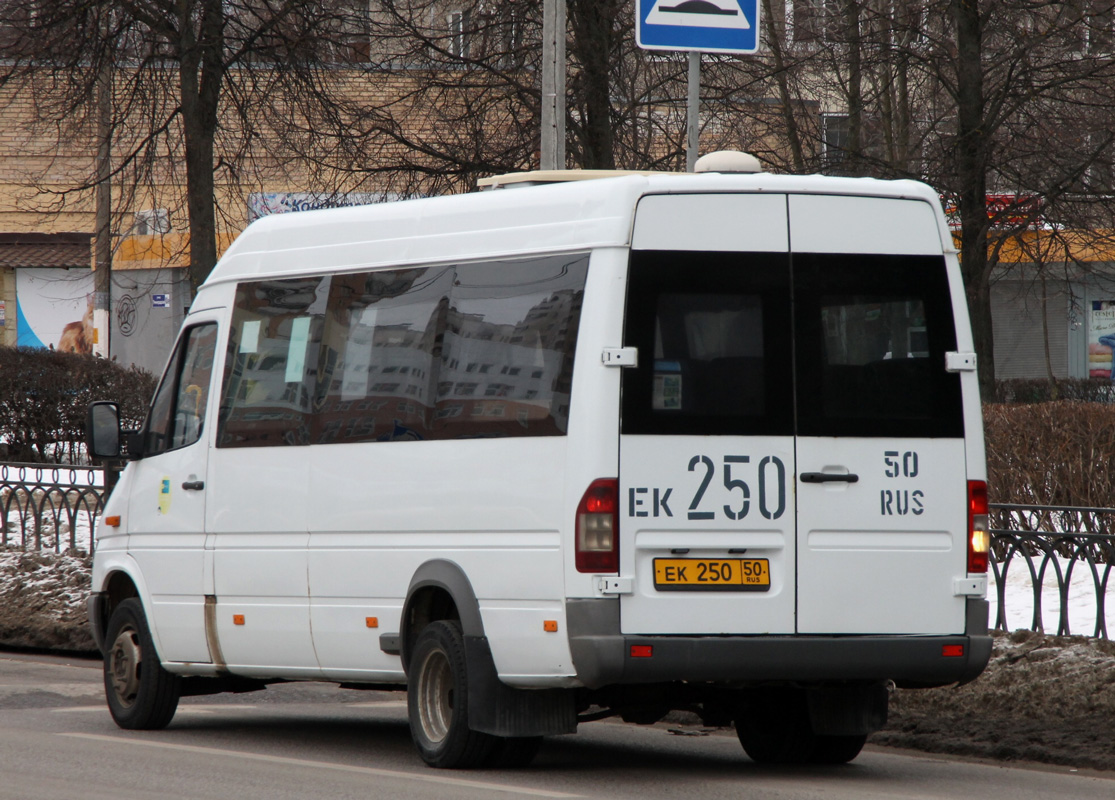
967,480 -> 989,574
576,478 -> 618,573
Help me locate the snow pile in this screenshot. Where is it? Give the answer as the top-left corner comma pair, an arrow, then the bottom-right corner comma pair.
878,630 -> 1115,769
0,548 -> 94,652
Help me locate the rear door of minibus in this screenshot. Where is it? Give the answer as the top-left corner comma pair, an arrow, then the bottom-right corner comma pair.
619,193 -> 796,635
618,190 -> 970,637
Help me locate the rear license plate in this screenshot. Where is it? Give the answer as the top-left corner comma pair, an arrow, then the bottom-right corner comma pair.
653,558 -> 770,591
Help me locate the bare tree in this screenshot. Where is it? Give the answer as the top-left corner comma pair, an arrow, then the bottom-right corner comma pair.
0,1 -> 382,290
746,1 -> 1115,396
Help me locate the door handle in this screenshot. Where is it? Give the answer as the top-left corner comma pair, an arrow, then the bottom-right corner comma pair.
800,472 -> 859,484
182,480 -> 205,491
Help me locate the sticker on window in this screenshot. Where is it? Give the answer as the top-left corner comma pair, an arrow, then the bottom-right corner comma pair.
653,361 -> 683,410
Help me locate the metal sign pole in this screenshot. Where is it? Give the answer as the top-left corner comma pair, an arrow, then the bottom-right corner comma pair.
686,51 -> 700,172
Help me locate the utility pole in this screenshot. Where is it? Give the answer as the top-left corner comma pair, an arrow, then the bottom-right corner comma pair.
93,60 -> 113,360
686,52 -> 700,172
541,0 -> 566,170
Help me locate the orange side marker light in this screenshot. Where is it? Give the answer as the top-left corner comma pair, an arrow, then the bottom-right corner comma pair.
366,617 -> 379,628
105,516 -> 121,528
233,614 -> 245,626
543,620 -> 558,632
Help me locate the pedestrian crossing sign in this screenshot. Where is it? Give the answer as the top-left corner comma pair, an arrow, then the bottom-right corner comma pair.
637,0 -> 760,53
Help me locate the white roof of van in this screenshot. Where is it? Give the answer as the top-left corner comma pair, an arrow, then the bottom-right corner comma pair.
205,172 -> 946,288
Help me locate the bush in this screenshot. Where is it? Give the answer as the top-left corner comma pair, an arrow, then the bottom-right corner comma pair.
0,347 -> 156,464
983,402 -> 1115,508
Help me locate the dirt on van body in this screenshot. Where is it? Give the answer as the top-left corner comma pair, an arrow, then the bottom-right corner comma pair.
3,549 -> 1115,771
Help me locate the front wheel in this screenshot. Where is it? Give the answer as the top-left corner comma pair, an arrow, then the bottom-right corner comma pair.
103,598 -> 181,730
407,620 -> 495,768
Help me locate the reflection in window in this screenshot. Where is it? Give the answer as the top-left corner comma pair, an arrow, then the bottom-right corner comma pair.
622,251 -> 795,437
145,323 -> 218,455
312,254 -> 587,444
821,299 -> 928,365
218,278 -> 326,447
794,253 -> 963,438
219,254 -> 588,448
436,254 -> 588,437
651,294 -> 766,417
315,267 -> 451,444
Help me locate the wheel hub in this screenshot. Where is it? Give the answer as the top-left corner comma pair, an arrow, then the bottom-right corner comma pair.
417,649 -> 453,744
108,625 -> 142,709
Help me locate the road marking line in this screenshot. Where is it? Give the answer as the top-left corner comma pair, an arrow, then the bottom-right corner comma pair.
60,733 -> 584,798
51,704 -> 257,714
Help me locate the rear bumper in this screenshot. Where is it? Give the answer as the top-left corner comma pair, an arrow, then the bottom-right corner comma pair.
566,598 -> 992,690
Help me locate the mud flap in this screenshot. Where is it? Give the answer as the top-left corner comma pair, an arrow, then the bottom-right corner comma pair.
464,635 -> 577,737
807,683 -> 889,736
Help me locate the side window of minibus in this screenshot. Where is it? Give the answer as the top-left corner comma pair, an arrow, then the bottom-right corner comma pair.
218,277 -> 327,447
144,323 -> 218,455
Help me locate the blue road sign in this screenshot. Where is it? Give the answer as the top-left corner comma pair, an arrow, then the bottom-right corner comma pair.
636,0 -> 760,54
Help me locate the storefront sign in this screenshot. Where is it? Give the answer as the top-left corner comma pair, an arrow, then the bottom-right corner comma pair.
1088,301 -> 1115,380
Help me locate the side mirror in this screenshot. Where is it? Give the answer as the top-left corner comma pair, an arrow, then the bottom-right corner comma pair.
87,401 -> 122,460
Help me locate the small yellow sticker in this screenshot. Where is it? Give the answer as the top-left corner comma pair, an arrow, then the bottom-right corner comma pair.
158,476 -> 171,514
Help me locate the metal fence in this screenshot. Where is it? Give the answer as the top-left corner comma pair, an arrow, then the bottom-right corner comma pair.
0,462 -> 106,553
1,464 -> 1113,640
989,503 -> 1115,640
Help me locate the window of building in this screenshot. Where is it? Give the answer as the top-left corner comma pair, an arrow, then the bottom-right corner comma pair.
134,209 -> 171,235
822,113 -> 849,173
448,10 -> 471,59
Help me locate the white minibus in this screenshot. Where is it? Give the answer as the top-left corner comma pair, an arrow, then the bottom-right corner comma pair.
87,154 -> 991,768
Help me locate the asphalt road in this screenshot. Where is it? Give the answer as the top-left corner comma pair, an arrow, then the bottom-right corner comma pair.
1,652 -> 1111,800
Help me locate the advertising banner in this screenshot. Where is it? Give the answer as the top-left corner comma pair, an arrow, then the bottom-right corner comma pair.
15,268 -> 95,352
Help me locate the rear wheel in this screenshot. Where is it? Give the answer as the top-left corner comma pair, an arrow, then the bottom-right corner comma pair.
735,688 -> 816,765
407,620 -> 495,769
484,736 -> 543,768
103,598 -> 181,730
811,734 -> 867,764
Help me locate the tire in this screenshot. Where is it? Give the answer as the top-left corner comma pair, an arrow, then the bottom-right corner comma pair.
103,598 -> 181,730
811,734 -> 867,764
484,736 -> 543,768
407,620 -> 496,769
735,689 -> 816,765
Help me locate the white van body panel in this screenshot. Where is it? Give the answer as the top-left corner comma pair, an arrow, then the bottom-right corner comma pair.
307,436 -> 573,685
795,437 -> 968,633
631,193 -> 790,252
788,192 -> 944,255
206,449 -> 318,676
